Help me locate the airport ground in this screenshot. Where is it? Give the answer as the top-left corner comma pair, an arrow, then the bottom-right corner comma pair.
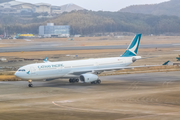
1,72 -> 180,120
0,35 -> 180,120
0,35 -> 180,68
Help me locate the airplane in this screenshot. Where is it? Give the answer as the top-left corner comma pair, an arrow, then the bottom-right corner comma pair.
15,34 -> 143,87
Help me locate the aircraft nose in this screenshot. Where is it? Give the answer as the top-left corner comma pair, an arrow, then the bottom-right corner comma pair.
15,72 -> 20,77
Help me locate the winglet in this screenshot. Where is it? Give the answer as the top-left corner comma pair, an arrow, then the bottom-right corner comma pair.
163,61 -> 170,65
121,34 -> 142,57
44,57 -> 49,63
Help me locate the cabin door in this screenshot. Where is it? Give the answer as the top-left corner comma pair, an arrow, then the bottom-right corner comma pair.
30,67 -> 36,74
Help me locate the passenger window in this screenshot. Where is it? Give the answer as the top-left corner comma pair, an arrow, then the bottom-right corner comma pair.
18,69 -> 26,72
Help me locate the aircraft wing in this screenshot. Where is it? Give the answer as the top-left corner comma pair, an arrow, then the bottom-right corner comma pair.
69,65 -> 160,75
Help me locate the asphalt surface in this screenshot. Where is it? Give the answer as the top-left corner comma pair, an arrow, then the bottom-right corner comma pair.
0,43 -> 180,52
1,71 -> 180,120
1,71 -> 180,88
101,71 -> 180,82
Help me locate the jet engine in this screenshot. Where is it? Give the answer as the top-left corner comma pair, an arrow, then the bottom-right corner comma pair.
132,56 -> 142,62
132,57 -> 137,63
80,74 -> 99,83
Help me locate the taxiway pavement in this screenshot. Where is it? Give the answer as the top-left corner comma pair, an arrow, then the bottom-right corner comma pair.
0,43 -> 180,52
0,71 -> 180,120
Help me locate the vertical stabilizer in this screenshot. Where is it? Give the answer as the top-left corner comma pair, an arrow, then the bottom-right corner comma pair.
121,34 -> 141,57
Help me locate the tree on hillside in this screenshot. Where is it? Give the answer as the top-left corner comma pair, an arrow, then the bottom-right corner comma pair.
1,11 -> 180,35
120,0 -> 180,17
51,11 -> 115,35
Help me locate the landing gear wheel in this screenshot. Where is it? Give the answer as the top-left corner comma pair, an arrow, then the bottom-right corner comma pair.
69,78 -> 79,83
91,81 -> 96,84
91,80 -> 101,84
69,79 -> 72,83
97,80 -> 101,84
69,78 -> 75,83
28,84 -> 33,87
72,79 -> 75,83
28,80 -> 33,87
75,79 -> 79,83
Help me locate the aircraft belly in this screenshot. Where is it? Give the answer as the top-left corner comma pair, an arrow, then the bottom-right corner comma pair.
29,69 -> 65,80
98,63 -> 131,69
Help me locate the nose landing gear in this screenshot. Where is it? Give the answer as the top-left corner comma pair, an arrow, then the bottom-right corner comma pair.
28,80 -> 33,87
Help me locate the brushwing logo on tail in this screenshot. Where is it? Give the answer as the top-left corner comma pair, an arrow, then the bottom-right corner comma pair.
121,34 -> 141,57
128,36 -> 140,55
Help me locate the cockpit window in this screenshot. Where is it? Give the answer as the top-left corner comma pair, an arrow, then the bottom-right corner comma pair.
18,69 -> 26,72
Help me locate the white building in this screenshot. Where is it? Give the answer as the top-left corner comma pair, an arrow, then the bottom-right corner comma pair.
35,3 -> 51,14
39,23 -> 70,38
60,4 -> 84,13
51,4 -> 85,14
0,1 -> 85,15
0,1 -> 51,14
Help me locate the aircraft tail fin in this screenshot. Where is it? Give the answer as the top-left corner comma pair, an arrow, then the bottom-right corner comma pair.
121,34 -> 142,57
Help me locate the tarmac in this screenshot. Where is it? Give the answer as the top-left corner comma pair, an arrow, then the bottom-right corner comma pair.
0,36 -> 180,120
1,71 -> 180,120
0,43 -> 180,52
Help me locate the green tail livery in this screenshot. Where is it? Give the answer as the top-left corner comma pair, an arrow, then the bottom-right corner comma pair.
121,34 -> 141,57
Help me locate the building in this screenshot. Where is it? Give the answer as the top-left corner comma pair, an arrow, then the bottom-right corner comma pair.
51,4 -> 85,15
34,3 -> 51,14
51,4 -> 85,14
0,1 -> 34,14
0,1 -> 85,15
20,8 -> 33,16
0,1 -> 51,15
59,4 -> 84,13
39,23 -> 70,37
51,6 -> 61,15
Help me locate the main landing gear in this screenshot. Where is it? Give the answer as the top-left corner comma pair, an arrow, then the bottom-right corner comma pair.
91,79 -> 101,84
28,80 -> 33,87
69,78 -> 79,83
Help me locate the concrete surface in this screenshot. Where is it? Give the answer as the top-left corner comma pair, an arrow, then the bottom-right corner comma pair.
1,71 -> 180,120
0,43 -> 179,52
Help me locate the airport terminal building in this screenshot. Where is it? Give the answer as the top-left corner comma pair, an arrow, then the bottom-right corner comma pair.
39,23 -> 70,37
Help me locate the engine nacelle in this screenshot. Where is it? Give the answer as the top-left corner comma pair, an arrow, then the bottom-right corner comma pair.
132,56 -> 142,62
80,74 -> 99,83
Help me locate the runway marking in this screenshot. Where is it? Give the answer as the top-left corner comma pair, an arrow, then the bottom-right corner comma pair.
52,100 -> 180,115
116,115 -> 159,120
24,39 -> 31,42
117,112 -> 180,120
173,44 -> 180,46
52,86 -> 180,114
52,101 -> 119,113
56,100 -> 74,103
162,80 -> 173,87
53,100 -> 160,114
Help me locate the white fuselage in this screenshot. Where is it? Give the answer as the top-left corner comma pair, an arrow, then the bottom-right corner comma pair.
15,57 -> 134,81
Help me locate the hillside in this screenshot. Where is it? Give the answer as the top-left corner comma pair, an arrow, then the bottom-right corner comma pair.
50,11 -> 115,35
1,11 -> 180,35
49,11 -> 180,35
59,4 -> 85,13
120,0 -> 180,17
